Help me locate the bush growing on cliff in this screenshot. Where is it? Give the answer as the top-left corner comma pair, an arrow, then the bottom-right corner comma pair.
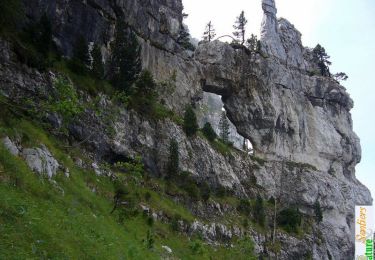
177,24 -> 195,51
183,105 -> 198,137
237,199 -> 252,216
110,20 -> 141,92
129,70 -> 157,115
314,200 -> 323,223
253,195 -> 265,227
47,76 -> 83,123
166,138 -> 179,179
277,207 -> 302,233
202,122 -> 217,142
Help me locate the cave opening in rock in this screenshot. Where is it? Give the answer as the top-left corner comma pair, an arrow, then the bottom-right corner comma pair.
196,91 -> 253,154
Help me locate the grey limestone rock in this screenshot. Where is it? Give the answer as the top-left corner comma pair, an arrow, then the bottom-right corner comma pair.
0,0 -> 372,259
22,145 -> 60,178
2,137 -> 20,156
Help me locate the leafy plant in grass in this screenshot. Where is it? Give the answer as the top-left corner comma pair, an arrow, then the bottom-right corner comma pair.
145,229 -> 154,249
202,122 -> 217,142
190,239 -> 206,255
170,213 -> 181,231
114,156 -> 144,179
111,184 -> 138,222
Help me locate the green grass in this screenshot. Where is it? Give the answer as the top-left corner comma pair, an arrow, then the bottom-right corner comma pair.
198,131 -> 233,157
285,161 -> 317,171
152,103 -> 184,125
0,115 -> 257,259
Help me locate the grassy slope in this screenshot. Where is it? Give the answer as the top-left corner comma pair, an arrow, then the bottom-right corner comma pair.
0,115 -> 256,259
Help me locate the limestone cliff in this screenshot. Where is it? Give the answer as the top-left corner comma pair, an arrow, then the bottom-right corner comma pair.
0,0 -> 371,259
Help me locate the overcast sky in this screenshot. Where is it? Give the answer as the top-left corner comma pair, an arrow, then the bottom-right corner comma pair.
183,0 -> 375,200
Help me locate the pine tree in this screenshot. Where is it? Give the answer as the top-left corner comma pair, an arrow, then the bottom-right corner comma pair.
233,11 -> 248,45
110,20 -> 141,92
202,122 -> 217,142
254,195 -> 265,227
177,25 -> 195,51
68,34 -> 90,74
166,138 -> 179,179
183,105 -> 198,136
35,13 -> 53,58
130,70 -> 157,115
313,44 -> 331,77
333,72 -> 348,82
314,200 -> 323,223
73,35 -> 90,66
91,43 -> 104,79
219,111 -> 230,143
246,34 -> 258,52
203,21 -> 216,42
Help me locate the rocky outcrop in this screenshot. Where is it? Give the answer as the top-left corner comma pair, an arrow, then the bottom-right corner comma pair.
194,1 -> 372,258
0,0 -> 371,259
22,145 -> 60,178
22,0 -> 183,55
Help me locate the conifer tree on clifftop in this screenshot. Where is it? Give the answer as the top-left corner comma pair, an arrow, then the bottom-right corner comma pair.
203,21 -> 216,42
313,44 -> 331,77
233,11 -> 247,45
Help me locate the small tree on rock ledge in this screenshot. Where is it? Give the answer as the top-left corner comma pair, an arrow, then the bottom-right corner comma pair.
183,105 -> 198,137
219,111 -> 230,143
312,44 -> 331,77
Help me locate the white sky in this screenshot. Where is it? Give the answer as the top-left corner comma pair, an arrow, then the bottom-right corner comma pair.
183,0 -> 332,46
183,0 -> 375,200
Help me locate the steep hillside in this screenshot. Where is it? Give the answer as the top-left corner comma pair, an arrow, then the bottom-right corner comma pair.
0,0 -> 371,259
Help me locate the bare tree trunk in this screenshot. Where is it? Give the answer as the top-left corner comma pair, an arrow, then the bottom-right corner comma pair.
273,199 -> 277,243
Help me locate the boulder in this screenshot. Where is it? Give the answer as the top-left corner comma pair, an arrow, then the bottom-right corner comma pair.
22,145 -> 59,178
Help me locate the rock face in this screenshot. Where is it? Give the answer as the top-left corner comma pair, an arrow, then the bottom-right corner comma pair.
0,0 -> 371,259
194,0 -> 372,257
